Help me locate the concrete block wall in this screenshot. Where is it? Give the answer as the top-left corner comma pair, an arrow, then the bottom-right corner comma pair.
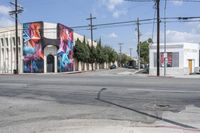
149,67 -> 189,76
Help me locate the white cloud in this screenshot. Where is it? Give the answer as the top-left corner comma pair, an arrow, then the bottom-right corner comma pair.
171,0 -> 183,6
112,10 -> 127,18
0,5 -> 11,16
0,4 -> 13,27
100,0 -> 123,11
189,22 -> 200,34
98,0 -> 126,18
139,29 -> 200,44
0,17 -> 14,27
165,30 -> 200,43
108,32 -> 118,38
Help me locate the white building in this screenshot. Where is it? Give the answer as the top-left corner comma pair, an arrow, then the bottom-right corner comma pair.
0,25 -> 23,74
0,22 -> 103,74
149,43 -> 200,76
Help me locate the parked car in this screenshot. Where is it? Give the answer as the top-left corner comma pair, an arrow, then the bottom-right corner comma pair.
110,64 -> 117,69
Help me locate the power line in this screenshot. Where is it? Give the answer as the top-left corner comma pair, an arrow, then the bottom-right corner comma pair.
1,16 -> 200,34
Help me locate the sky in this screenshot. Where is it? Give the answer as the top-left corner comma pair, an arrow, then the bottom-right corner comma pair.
0,0 -> 200,57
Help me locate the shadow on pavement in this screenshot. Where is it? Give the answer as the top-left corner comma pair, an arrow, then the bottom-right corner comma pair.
96,88 -> 199,130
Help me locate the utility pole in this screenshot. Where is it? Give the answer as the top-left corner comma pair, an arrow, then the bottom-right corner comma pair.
15,0 -> 19,74
137,18 -> 141,71
164,0 -> 167,76
86,13 -> 96,47
9,0 -> 23,74
119,43 -> 123,67
156,0 -> 160,76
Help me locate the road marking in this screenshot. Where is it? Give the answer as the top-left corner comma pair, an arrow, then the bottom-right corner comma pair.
127,88 -> 200,93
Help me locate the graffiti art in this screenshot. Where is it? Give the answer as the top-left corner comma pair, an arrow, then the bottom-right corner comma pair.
57,24 -> 74,72
23,22 -> 44,73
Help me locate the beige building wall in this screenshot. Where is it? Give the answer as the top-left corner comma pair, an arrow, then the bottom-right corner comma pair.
0,23 -> 100,74
73,32 -> 97,47
0,25 -> 23,74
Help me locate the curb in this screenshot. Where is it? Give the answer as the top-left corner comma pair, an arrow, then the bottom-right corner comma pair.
0,71 -> 83,76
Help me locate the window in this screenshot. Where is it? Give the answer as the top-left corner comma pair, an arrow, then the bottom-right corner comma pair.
1,38 -> 4,46
13,48 -> 16,62
6,38 -> 8,46
13,37 -> 15,46
172,52 -> 179,67
18,37 -> 21,46
2,49 -> 4,60
154,52 -> 179,67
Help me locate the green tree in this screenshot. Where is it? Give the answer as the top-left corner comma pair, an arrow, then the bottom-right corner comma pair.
96,44 -> 104,64
88,44 -> 97,70
74,38 -> 90,63
74,39 -> 85,62
102,46 -> 109,63
83,42 -> 90,63
75,38 -> 118,69
118,54 -> 132,66
104,46 -> 118,63
137,38 -> 151,64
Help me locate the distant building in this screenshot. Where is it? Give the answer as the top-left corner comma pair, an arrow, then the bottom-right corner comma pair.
0,21 -> 97,74
149,43 -> 200,76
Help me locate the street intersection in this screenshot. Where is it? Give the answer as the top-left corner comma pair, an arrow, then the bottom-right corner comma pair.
0,68 -> 200,133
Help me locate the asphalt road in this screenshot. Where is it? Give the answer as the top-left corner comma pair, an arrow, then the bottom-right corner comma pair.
0,68 -> 200,133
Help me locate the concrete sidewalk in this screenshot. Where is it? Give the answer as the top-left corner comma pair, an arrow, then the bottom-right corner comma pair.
0,71 -> 82,76
174,74 -> 200,79
53,105 -> 200,133
39,126 -> 200,133
138,73 -> 200,79
2,105 -> 199,133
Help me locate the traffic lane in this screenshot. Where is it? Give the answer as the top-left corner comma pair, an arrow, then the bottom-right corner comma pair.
0,77 -> 200,92
0,83 -> 200,129
0,83 -> 199,112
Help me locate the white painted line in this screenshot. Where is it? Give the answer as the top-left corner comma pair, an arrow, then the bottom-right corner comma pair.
127,88 -> 200,93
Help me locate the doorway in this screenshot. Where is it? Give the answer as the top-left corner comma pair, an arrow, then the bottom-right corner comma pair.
47,54 -> 54,73
188,59 -> 193,74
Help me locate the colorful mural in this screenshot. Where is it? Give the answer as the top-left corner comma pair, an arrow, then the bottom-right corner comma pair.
57,24 -> 74,72
23,22 -> 44,73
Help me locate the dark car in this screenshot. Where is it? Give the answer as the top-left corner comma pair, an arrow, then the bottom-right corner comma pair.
110,64 -> 117,69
